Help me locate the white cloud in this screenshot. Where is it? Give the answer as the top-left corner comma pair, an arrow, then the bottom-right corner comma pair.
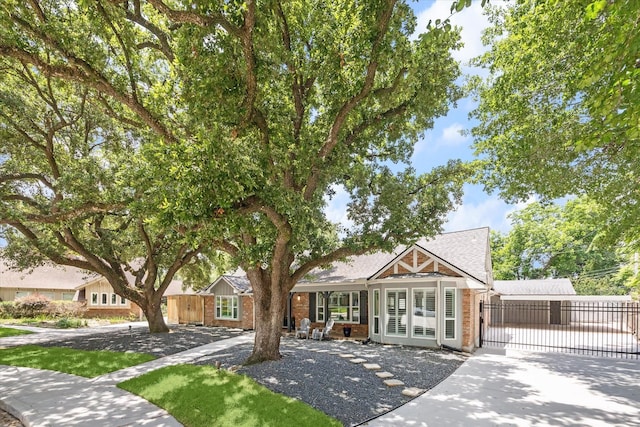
440,123 -> 468,147
324,185 -> 354,230
445,192 -> 537,234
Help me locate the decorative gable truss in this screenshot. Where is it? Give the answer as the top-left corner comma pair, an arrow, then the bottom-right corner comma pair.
373,246 -> 462,280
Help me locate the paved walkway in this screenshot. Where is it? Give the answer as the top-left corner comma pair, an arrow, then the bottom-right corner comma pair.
2,324 -> 639,426
367,348 -> 640,427
0,324 -> 254,426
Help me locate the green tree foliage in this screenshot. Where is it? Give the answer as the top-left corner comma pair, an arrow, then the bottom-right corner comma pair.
470,0 -> 640,247
0,1 -> 470,362
491,198 -> 630,295
0,59 -> 208,332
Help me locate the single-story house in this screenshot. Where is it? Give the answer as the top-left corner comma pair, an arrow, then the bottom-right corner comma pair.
1,259 -> 141,318
0,260 -> 91,302
170,228 -> 493,352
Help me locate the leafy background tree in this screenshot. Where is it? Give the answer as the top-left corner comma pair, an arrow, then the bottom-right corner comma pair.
470,0 -> 640,286
0,1 -> 471,362
491,197 -> 631,295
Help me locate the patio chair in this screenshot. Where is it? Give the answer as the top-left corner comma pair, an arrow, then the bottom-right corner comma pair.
312,318 -> 335,341
295,317 -> 311,339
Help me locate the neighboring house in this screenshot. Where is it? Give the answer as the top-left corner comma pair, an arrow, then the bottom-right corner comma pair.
0,259 -> 141,318
74,276 -> 142,318
0,260 -> 91,302
169,228 -> 494,352
167,275 -> 254,329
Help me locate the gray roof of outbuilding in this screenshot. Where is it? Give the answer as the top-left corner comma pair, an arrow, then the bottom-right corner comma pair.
304,227 -> 491,284
493,279 -> 576,295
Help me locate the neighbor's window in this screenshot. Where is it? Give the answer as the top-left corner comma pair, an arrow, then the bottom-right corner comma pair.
61,292 -> 75,301
101,293 -> 108,305
111,294 -> 117,305
317,291 -> 359,323
91,293 -> 98,305
216,295 -> 239,320
120,296 -> 126,305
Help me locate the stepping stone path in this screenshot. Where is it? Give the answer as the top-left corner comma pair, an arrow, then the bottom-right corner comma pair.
363,363 -> 381,370
402,387 -> 426,397
312,340 -> 426,398
376,371 -> 394,379
383,379 -> 405,387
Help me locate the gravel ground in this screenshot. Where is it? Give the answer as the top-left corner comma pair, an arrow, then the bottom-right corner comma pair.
194,337 -> 467,426
0,409 -> 22,427
36,325 -> 246,357
16,325 -> 467,426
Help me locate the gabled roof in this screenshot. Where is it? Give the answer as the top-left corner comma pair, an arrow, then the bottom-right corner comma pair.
303,228 -> 491,285
0,259 -> 95,290
493,279 -> 576,296
202,275 -> 252,294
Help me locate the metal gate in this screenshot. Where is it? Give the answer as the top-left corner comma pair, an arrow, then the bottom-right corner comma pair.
480,300 -> 640,359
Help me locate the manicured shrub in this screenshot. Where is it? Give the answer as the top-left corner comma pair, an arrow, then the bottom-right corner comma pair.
0,301 -> 18,319
14,294 -> 51,318
47,301 -> 88,318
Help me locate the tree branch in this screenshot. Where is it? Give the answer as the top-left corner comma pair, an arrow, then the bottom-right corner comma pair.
303,0 -> 398,200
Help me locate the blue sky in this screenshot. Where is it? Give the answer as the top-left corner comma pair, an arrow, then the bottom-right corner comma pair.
326,1 -> 525,235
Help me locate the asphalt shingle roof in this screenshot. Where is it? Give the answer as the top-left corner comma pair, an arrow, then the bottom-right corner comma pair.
305,227 -> 491,284
0,260 -> 94,290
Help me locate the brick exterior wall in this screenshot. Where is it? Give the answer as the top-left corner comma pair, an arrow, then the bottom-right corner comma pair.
461,289 -> 484,352
291,292 -> 309,328
203,294 -> 254,329
84,302 -> 142,319
309,321 -> 368,339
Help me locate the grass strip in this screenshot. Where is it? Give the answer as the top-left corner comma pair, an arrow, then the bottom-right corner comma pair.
0,345 -> 155,377
118,364 -> 342,427
0,327 -> 33,338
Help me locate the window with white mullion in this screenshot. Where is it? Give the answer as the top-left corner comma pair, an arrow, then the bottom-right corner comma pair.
412,288 -> 436,339
385,289 -> 407,336
444,288 -> 456,340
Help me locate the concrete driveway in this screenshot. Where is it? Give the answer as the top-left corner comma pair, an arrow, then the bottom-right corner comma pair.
367,348 -> 640,427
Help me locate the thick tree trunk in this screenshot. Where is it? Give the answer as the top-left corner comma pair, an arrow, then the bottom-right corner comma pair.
246,283 -> 287,364
142,298 -> 169,333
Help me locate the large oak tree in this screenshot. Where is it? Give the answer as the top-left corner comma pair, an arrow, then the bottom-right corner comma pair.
0,0 -> 471,362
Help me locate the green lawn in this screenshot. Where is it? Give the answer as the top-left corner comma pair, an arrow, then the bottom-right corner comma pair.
119,364 -> 342,427
0,345 -> 155,377
0,326 -> 34,338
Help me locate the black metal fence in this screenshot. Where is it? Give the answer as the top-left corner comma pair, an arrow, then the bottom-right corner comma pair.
480,300 -> 640,359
